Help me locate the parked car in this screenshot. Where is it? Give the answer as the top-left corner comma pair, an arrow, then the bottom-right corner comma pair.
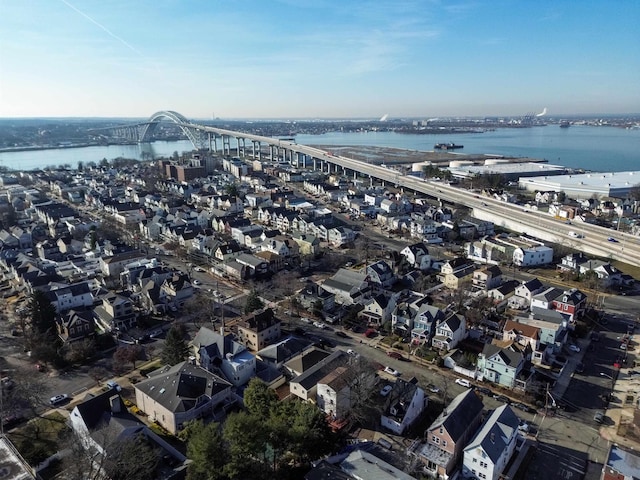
380,385 -> 393,397
364,329 -> 378,338
384,367 -> 401,377
192,279 -> 201,286
576,362 -> 584,373
476,386 -> 492,396
346,349 -> 357,356
294,327 -> 306,336
387,351 -> 403,360
495,395 -> 511,404
568,344 -> 581,353
620,343 -> 628,350
518,421 -> 530,433
149,329 -> 164,339
106,380 -> 122,392
50,394 -> 69,406
427,384 -> 440,394
313,321 -> 326,329
336,331 -> 350,339
594,411 -> 605,424
455,378 -> 471,388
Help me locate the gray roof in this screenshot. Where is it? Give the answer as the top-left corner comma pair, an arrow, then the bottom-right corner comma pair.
290,350 -> 348,391
481,343 -> 524,367
465,404 -> 519,463
256,336 -> 313,365
340,449 -> 416,480
135,361 -> 231,413
429,389 -> 483,442
606,445 -> 640,478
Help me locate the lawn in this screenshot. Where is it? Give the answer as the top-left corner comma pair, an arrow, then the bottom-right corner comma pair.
8,412 -> 69,466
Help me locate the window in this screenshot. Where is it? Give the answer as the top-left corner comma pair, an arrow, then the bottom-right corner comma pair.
442,440 -> 447,448
479,474 -> 487,479
480,461 -> 487,468
439,427 -> 443,434
472,458 -> 477,463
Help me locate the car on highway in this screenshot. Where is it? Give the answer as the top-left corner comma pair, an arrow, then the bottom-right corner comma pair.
380,385 -> 393,397
50,394 -> 69,406
607,237 -> 619,243
383,367 -> 401,377
455,378 -> 471,388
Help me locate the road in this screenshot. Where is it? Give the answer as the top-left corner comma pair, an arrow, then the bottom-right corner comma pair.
177,123 -> 640,267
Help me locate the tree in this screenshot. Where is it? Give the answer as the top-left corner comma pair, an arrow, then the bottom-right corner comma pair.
103,434 -> 160,480
161,324 -> 189,365
243,378 -> 278,418
185,421 -> 227,480
223,412 -> 269,480
27,290 -> 57,336
225,183 -> 240,197
113,345 -> 143,372
244,289 -> 264,314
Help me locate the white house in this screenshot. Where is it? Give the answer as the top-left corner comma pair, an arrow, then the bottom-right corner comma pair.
316,366 -> 352,420
432,313 -> 467,351
462,405 -> 520,480
400,243 -> 431,270
381,378 -> 427,435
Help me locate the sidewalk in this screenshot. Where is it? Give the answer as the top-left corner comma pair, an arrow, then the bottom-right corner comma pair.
599,362 -> 640,451
550,336 -> 588,401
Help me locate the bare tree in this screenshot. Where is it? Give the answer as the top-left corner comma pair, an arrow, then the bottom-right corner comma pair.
343,355 -> 382,427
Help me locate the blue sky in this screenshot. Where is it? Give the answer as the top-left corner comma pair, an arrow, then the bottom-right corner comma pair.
1,0 -> 638,119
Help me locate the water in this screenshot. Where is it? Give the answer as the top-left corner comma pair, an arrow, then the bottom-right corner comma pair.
1,125 -> 638,172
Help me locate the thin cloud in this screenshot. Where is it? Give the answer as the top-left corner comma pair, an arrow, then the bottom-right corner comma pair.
59,0 -> 145,58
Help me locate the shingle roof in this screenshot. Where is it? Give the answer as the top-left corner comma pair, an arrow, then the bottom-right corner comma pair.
465,404 -> 519,463
429,389 -> 483,442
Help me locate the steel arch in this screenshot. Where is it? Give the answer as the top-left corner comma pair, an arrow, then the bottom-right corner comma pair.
139,110 -> 205,149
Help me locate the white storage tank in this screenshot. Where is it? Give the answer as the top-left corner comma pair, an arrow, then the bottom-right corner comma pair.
449,160 -> 474,168
412,161 -> 432,173
484,158 -> 510,166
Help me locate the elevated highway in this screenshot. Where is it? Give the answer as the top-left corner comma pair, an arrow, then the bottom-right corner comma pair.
120,112 -> 640,267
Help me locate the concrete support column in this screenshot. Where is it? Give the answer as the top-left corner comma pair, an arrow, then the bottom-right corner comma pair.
208,132 -> 213,152
269,145 -> 274,161
222,135 -> 231,156
236,137 -> 241,157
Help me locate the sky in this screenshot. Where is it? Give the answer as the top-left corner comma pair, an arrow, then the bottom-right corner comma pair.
0,0 -> 639,119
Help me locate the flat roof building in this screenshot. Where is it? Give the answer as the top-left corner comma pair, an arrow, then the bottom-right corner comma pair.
448,162 -> 567,180
519,171 -> 640,199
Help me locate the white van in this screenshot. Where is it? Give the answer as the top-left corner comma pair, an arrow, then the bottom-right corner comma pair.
568,231 -> 582,238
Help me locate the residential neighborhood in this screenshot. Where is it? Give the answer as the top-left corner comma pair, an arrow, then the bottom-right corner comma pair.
0,149 -> 637,480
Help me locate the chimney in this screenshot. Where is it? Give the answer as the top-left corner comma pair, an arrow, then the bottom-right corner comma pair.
490,432 -> 495,443
109,395 -> 121,414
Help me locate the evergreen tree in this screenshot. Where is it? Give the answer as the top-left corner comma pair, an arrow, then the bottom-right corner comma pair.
244,289 -> 264,314
243,378 -> 278,417
28,290 -> 57,335
161,324 -> 189,365
185,421 -> 227,480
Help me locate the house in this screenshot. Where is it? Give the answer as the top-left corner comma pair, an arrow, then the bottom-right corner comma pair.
94,294 -> 137,332
476,342 -> 528,389
134,361 -> 234,434
380,378 -> 427,435
412,304 -> 447,344
237,308 -> 281,351
400,243 -> 431,270
68,389 -> 186,477
57,309 -> 95,343
432,313 -> 466,351
411,389 -> 484,478
366,260 -> 395,291
462,405 -> 520,480
602,444 -> 640,480
290,350 -> 349,402
191,326 -> 256,387
508,278 -> 546,310
44,282 -> 94,313
530,287 -> 564,312
305,448 -> 417,480
502,320 -> 540,351
321,268 -> 371,306
298,283 -> 336,313
472,265 -> 503,292
487,280 -> 520,305
550,288 -> 588,322
327,226 -> 355,247
283,346 -> 331,377
316,366 -> 354,421
359,294 -> 396,327
439,257 -> 476,290
257,336 -> 315,369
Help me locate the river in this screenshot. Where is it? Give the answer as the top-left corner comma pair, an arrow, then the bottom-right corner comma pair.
0,125 -> 638,172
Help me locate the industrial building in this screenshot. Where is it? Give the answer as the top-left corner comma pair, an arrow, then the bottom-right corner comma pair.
519,171 -> 640,199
